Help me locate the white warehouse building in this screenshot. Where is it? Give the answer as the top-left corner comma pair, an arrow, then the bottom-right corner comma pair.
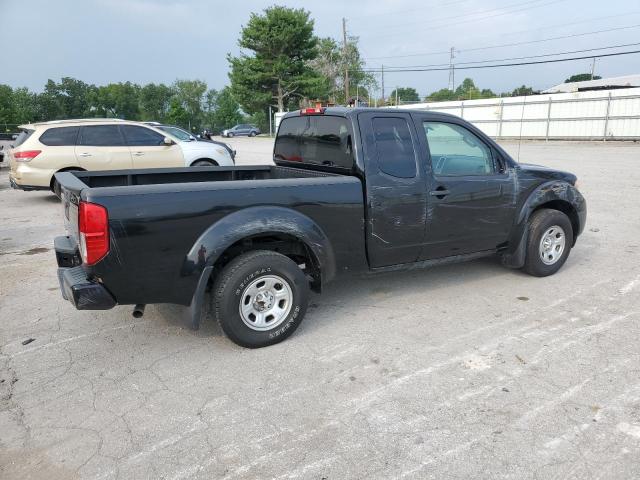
396,76 -> 640,141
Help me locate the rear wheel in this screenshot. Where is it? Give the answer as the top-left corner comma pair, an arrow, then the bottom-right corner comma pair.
249,131 -> 256,137
212,250 -> 309,348
523,209 -> 573,277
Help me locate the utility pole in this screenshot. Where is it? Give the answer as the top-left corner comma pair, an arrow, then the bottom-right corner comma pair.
590,57 -> 596,80
381,64 -> 385,104
395,87 -> 399,106
342,18 -> 349,103
448,46 -> 456,91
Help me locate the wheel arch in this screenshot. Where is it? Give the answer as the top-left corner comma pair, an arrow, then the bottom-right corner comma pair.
183,206 -> 335,330
503,181 -> 584,268
183,206 -> 336,293
189,158 -> 219,167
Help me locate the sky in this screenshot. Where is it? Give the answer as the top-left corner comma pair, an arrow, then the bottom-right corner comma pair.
1,0 -> 639,98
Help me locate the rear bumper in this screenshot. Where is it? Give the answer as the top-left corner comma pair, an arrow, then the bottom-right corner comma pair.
55,235 -> 116,310
9,175 -> 49,191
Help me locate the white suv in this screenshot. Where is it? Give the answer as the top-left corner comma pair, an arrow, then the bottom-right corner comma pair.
8,119 -> 235,196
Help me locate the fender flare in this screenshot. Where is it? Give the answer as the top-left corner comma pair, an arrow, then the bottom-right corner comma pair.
502,181 -> 584,268
183,206 -> 336,328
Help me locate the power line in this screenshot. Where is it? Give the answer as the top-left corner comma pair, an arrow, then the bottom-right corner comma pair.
350,0 -> 475,21
379,42 -> 640,69
360,0 -> 567,39
361,49 -> 640,73
363,23 -> 640,60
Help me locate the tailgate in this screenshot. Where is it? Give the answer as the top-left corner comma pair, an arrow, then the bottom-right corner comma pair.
56,171 -> 87,243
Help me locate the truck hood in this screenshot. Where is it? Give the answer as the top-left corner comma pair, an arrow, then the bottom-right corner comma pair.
517,163 -> 577,184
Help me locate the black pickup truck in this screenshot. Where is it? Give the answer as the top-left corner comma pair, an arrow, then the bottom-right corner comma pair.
54,107 -> 586,348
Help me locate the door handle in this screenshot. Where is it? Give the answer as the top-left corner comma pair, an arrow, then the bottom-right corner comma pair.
430,188 -> 450,197
78,152 -> 92,157
132,151 -> 144,156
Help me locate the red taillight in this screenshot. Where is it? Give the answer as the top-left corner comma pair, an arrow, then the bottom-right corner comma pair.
78,201 -> 109,265
300,107 -> 325,115
14,150 -> 41,161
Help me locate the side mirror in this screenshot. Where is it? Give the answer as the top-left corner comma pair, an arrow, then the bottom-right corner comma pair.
163,137 -> 175,146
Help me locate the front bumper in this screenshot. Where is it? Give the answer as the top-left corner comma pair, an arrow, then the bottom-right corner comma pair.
55,235 -> 116,310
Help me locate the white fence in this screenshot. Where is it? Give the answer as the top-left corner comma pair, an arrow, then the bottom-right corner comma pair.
398,87 -> 640,140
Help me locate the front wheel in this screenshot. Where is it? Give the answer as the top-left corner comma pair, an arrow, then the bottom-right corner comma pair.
523,209 -> 573,277
212,250 -> 309,348
227,132 -> 234,138
191,160 -> 217,167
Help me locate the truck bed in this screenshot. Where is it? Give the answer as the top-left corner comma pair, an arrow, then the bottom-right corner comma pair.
55,165 -> 367,307
65,165 -> 340,190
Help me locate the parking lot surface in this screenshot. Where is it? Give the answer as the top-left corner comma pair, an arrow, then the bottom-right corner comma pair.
1,139 -> 639,479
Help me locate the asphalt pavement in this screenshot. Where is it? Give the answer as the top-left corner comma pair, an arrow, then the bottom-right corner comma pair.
1,138 -> 639,479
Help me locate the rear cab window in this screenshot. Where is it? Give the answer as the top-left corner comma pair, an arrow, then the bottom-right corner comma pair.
274,115 -> 354,171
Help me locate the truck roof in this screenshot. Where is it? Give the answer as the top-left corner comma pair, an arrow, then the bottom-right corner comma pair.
282,107 -> 460,120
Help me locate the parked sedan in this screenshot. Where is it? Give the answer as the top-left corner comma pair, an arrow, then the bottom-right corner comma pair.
222,124 -> 261,137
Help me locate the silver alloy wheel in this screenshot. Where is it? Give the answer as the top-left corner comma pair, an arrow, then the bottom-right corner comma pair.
238,275 -> 293,331
539,225 -> 566,265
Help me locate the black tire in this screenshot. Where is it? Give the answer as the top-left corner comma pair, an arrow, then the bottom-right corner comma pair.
249,131 -> 256,137
523,209 -> 573,277
227,132 -> 234,138
191,160 -> 217,167
212,250 -> 309,348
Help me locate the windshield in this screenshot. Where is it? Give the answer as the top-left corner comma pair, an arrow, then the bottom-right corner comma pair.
158,126 -> 192,141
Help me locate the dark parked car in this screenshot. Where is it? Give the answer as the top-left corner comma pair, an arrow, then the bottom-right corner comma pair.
222,124 -> 260,137
54,107 -> 586,348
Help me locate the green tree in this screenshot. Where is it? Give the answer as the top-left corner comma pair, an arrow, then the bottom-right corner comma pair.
165,97 -> 190,130
56,77 -> 95,118
309,36 -> 376,105
0,85 -> 15,128
388,87 -> 420,105
139,83 -> 173,122
455,78 -> 481,100
92,82 -> 140,119
425,88 -> 456,102
173,79 -> 207,130
37,80 -> 66,121
510,85 -> 538,96
228,6 -> 322,113
565,73 -> 601,83
204,87 -> 243,130
11,87 -> 39,123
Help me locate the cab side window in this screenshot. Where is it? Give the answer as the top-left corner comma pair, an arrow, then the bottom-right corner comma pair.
121,125 -> 165,146
372,117 -> 417,178
40,126 -> 79,146
423,122 -> 496,176
78,125 -> 125,146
